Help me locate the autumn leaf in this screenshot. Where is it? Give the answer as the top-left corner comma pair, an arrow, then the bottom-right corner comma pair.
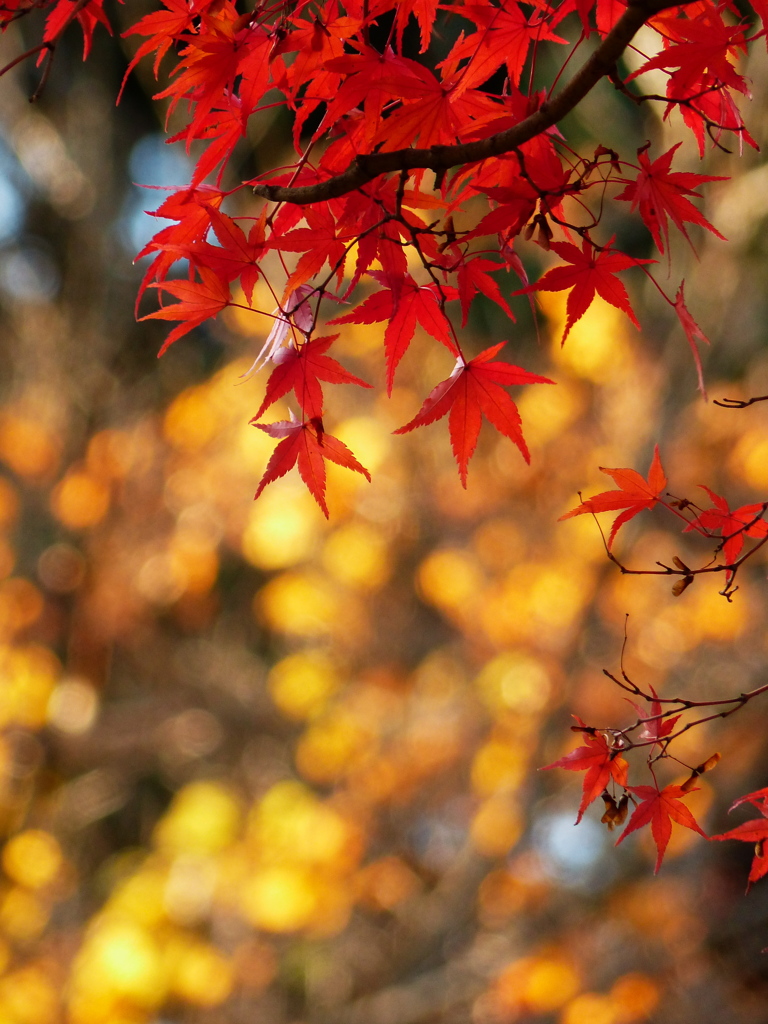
542,716 -> 629,824
684,487 -> 768,583
330,274 -> 459,393
616,784 -> 707,873
251,335 -> 372,422
394,343 -> 554,484
615,143 -> 727,255
626,685 -> 681,745
711,787 -> 768,890
674,283 -> 710,398
253,417 -> 370,518
519,239 -> 654,343
559,445 -> 666,547
141,267 -> 231,355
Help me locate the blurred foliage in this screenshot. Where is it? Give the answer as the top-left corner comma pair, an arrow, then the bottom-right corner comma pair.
0,7 -> 765,1024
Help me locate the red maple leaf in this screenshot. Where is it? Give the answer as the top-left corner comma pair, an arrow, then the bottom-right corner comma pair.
330,274 -> 459,393
141,267 -> 231,355
253,417 -> 370,518
443,4 -> 566,94
251,335 -> 372,422
674,283 -> 710,397
394,343 -> 553,484
711,785 -> 768,890
520,239 -> 654,343
616,783 -> 707,873
542,716 -> 629,824
180,208 -> 266,303
615,143 -> 727,255
456,255 -> 515,326
628,8 -> 749,100
559,445 -> 667,547
273,206 -> 351,293
626,685 -> 681,745
684,486 -> 768,582
119,0 -> 197,99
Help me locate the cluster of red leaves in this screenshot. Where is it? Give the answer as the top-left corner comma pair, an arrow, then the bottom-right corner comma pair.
550,446 -> 768,881
543,716 -> 707,874
560,446 -> 768,574
546,714 -> 768,884
2,0 -> 752,511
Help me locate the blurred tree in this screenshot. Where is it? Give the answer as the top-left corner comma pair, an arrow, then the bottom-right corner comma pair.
0,3 -> 765,1024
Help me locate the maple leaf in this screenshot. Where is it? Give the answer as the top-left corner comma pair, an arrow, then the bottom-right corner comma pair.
330,274 -> 459,393
542,716 -> 629,824
559,445 -> 667,548
181,208 -> 266,303
141,267 -> 231,355
394,343 -> 553,485
627,8 -> 749,100
253,417 -> 370,517
519,239 -> 654,343
626,686 -> 681,745
616,783 -> 707,873
456,256 -> 515,326
674,283 -> 710,398
43,0 -> 111,60
119,0 -> 196,100
615,143 -> 727,255
684,486 -> 768,582
443,4 -> 567,95
251,335 -> 372,421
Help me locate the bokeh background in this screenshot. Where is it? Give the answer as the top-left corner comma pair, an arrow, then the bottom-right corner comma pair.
0,4 -> 767,1023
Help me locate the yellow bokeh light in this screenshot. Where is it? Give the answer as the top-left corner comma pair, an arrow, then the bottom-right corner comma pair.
417,548 -> 484,613
0,965 -> 58,1024
3,830 -> 62,889
610,973 -> 660,1021
0,582 -> 45,640
267,651 -> 339,720
50,470 -> 110,529
496,955 -> 581,1014
322,521 -> 389,589
471,741 -> 527,796
470,795 -> 523,857
475,652 -> 551,715
107,868 -> 168,930
154,782 -> 241,856
242,864 -> 318,932
242,487 -> 318,570
0,887 -> 49,942
729,429 -> 768,490
248,781 -> 356,868
0,643 -> 59,728
169,940 -> 233,1006
74,920 -> 165,1006
332,416 -> 390,474
256,571 -> 340,636
517,378 -> 583,447
163,386 -> 220,451
0,414 -> 60,479
168,532 -> 219,594
295,711 -> 372,782
561,992 -> 619,1024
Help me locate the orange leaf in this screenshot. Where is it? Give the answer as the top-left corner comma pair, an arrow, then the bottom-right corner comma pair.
559,444 -> 666,547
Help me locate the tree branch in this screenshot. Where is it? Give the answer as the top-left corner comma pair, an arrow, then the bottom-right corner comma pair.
252,0 -> 683,206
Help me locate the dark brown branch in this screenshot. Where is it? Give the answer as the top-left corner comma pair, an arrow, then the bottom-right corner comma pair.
252,0 -> 685,206
714,394 -> 768,408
